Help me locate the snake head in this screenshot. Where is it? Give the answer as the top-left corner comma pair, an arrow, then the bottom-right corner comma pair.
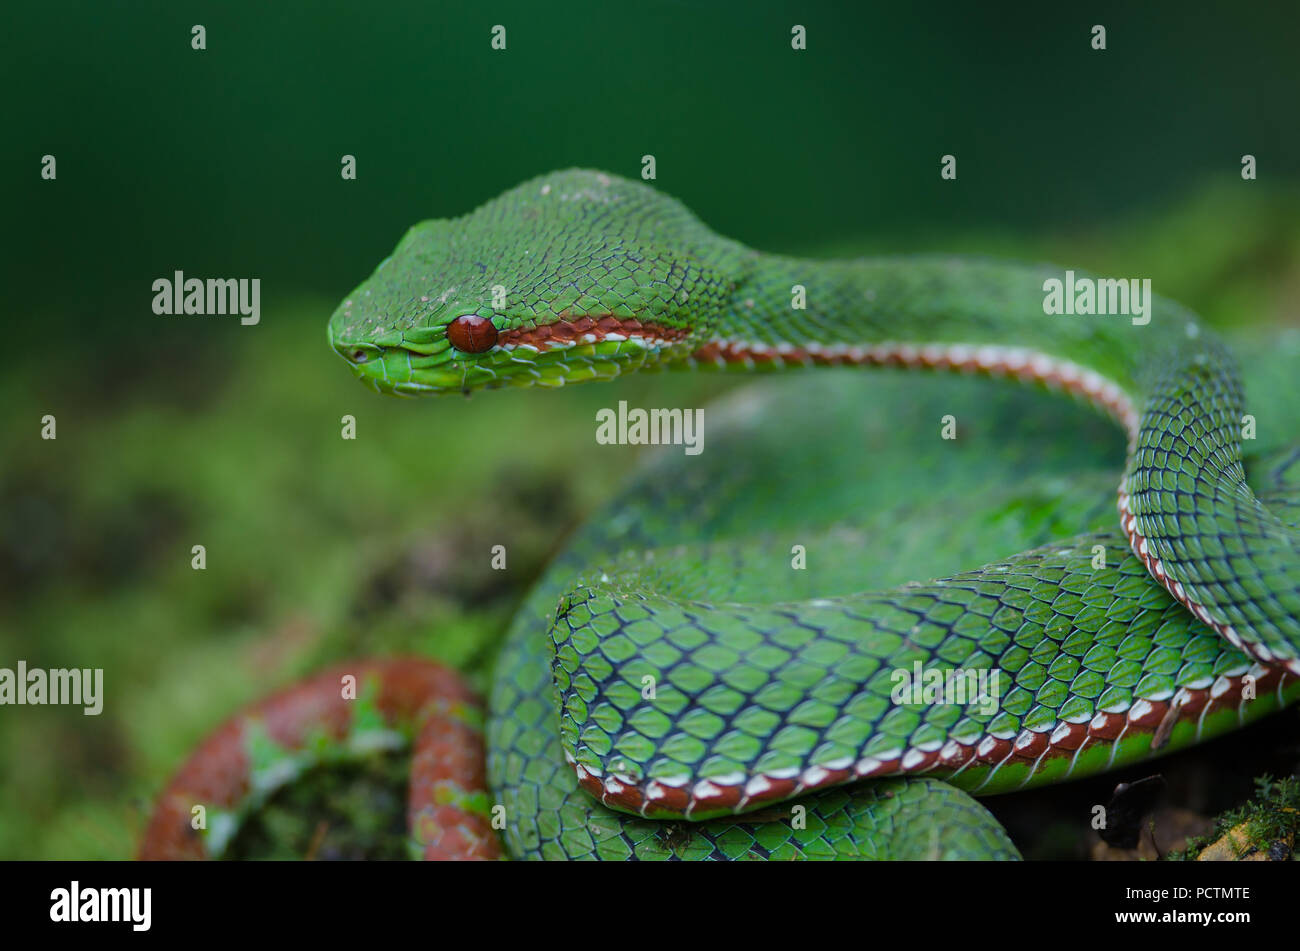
328,169 -> 734,395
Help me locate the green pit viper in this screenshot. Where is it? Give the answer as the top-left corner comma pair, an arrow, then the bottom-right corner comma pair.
145,169 -> 1300,860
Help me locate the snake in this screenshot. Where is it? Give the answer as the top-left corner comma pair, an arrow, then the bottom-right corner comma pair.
142,169 -> 1300,860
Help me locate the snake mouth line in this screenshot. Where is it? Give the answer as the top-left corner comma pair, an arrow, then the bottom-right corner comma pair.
567,662 -> 1296,821
496,314 -> 690,352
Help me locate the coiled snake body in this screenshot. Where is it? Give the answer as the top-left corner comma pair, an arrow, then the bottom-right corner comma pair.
144,170 -> 1300,860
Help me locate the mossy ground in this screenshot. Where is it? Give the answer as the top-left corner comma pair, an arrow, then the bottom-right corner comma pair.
1166,776 -> 1300,861
224,753 -> 413,861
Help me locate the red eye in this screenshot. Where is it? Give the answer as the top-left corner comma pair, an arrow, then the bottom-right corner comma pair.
446,314 -> 498,353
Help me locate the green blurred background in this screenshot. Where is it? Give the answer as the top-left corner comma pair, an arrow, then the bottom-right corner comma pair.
2,1 -> 1299,858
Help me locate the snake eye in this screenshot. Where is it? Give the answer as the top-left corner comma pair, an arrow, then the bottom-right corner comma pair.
446,314 -> 498,353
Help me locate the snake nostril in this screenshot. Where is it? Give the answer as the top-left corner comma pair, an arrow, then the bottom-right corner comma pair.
351,349 -> 370,363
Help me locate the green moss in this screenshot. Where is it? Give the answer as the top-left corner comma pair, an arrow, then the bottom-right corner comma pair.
224,753 -> 413,861
1166,776 -> 1300,861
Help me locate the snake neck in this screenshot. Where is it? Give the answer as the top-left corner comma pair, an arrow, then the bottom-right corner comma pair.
685,252 -> 1164,436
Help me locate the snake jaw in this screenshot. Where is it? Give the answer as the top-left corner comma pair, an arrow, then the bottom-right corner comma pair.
331,318 -> 695,395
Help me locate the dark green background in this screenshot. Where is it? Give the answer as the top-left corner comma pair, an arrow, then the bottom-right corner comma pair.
3,1 -> 1300,859
6,1 -> 1300,350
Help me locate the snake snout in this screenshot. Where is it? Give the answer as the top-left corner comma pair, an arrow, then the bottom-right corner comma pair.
332,338 -> 388,372
333,339 -> 374,364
